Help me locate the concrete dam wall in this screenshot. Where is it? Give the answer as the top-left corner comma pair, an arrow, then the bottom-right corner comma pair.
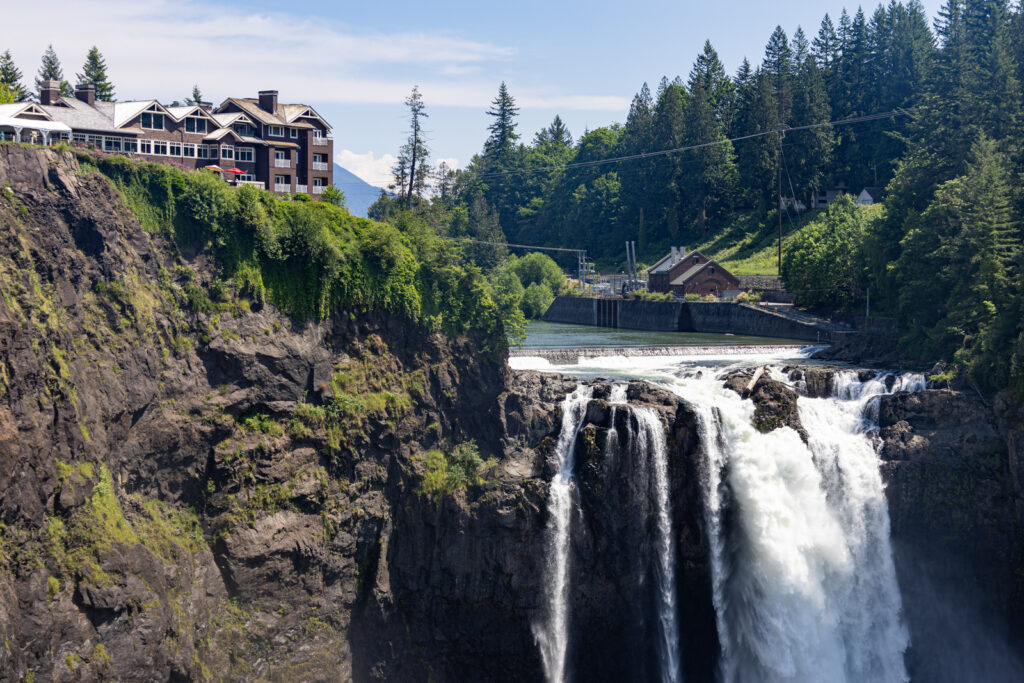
543,296 -> 831,342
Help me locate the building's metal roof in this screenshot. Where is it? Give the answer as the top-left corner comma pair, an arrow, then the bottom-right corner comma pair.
39,98 -> 130,134
219,98 -> 315,129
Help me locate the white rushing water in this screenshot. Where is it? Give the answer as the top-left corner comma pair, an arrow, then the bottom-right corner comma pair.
535,384 -> 593,683
518,350 -> 919,683
634,405 -> 682,683
658,366 -> 916,683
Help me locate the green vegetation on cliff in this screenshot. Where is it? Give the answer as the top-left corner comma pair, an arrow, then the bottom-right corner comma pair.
89,153 -> 518,345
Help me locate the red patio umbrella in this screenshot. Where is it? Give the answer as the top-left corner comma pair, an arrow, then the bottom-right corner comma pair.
224,167 -> 245,174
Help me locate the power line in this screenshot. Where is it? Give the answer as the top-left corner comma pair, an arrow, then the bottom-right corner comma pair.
338,107 -> 914,187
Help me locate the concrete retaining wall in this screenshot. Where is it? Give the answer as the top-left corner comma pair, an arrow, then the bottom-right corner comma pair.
542,297 -> 832,342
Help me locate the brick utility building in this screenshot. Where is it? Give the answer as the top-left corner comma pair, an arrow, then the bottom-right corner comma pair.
647,247 -> 740,298
0,81 -> 333,197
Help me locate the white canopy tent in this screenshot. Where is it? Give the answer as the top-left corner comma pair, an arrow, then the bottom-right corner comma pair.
0,116 -> 72,144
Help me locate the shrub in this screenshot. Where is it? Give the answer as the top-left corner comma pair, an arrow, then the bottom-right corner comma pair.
520,282 -> 555,319
418,441 -> 495,500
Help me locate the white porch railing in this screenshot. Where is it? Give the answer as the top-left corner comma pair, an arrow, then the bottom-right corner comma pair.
312,138 -> 329,146
312,185 -> 326,194
236,180 -> 265,189
295,184 -> 308,194
274,158 -> 291,168
274,183 -> 291,193
312,161 -> 330,171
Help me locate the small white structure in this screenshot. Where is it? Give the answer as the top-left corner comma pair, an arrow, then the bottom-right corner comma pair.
857,187 -> 880,206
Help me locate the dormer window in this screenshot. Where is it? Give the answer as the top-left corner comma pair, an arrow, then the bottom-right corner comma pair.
269,125 -> 284,137
234,123 -> 256,136
141,112 -> 164,130
185,117 -> 207,133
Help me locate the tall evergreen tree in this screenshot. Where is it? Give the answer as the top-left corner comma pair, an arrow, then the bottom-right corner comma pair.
732,67 -> 780,207
35,45 -> 71,98
186,84 -> 203,105
75,46 -> 114,101
813,14 -> 841,73
0,51 -> 28,100
484,82 -> 520,165
393,85 -> 431,208
651,83 -> 688,235
788,54 -> 835,201
763,26 -> 794,123
682,81 -> 738,229
689,40 -> 735,125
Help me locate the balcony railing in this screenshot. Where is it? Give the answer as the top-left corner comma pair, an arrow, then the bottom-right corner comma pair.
274,158 -> 291,168
236,180 -> 265,189
274,183 -> 291,193
312,185 -> 326,194
312,161 -> 330,171
295,184 -> 308,194
312,137 -> 329,146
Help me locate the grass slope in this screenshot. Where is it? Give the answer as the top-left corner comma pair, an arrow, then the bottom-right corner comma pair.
695,209 -> 822,276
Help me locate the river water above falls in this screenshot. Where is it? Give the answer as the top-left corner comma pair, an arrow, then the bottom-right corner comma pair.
516,347 -> 923,682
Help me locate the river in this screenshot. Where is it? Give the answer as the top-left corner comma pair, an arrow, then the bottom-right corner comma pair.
520,320 -> 809,349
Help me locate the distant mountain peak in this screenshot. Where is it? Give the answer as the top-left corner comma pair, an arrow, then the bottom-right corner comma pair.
332,164 -> 384,218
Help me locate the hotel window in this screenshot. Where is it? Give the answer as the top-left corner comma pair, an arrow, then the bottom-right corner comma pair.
313,177 -> 327,187
123,140 -> 138,153
237,173 -> 254,182
183,143 -> 196,158
197,145 -> 209,159
274,150 -> 286,160
313,129 -> 323,138
269,125 -> 284,137
234,124 -> 255,137
220,145 -> 234,160
289,128 -> 298,138
169,142 -> 182,156
185,117 -> 207,133
139,140 -> 152,154
141,112 -> 164,130
103,137 -> 122,152
87,134 -> 102,146
274,175 -> 288,185
153,141 -> 168,155
236,147 -> 253,163
208,146 -> 218,159
72,132 -> 86,143
313,154 -> 326,163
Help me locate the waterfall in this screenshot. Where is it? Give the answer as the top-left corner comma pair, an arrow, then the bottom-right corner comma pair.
660,367 -> 917,683
535,384 -> 593,683
634,405 -> 682,683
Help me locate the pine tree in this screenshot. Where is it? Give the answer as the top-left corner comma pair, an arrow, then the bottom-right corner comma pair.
813,14 -> 841,73
689,40 -> 735,125
732,67 -> 780,208
0,51 -> 28,100
35,45 -> 71,98
789,54 -> 835,201
484,82 -> 520,165
682,81 -> 738,228
75,46 -> 114,101
393,85 -> 430,208
187,84 -> 203,105
763,26 -> 793,123
651,83 -> 688,235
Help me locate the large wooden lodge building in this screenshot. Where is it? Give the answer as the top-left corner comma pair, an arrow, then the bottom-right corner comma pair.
0,81 -> 333,197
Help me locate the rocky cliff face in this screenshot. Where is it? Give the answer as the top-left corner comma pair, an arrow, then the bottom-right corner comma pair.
0,145 -> 587,681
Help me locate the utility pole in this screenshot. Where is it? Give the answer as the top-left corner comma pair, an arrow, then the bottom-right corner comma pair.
777,134 -> 783,274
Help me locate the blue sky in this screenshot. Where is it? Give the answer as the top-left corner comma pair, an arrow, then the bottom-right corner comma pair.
6,0 -> 944,187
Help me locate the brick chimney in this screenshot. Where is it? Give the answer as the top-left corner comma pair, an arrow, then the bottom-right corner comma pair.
40,80 -> 61,106
258,90 -> 278,113
74,83 -> 95,106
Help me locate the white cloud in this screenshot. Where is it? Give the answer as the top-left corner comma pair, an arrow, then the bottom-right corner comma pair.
336,150 -> 397,188
2,0 -> 627,112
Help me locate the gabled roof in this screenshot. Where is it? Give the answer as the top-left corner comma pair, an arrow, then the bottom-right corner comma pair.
111,100 -> 170,127
0,103 -> 54,121
282,103 -> 331,131
217,98 -> 315,129
649,253 -> 676,274
164,105 -> 219,124
670,262 -> 710,286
